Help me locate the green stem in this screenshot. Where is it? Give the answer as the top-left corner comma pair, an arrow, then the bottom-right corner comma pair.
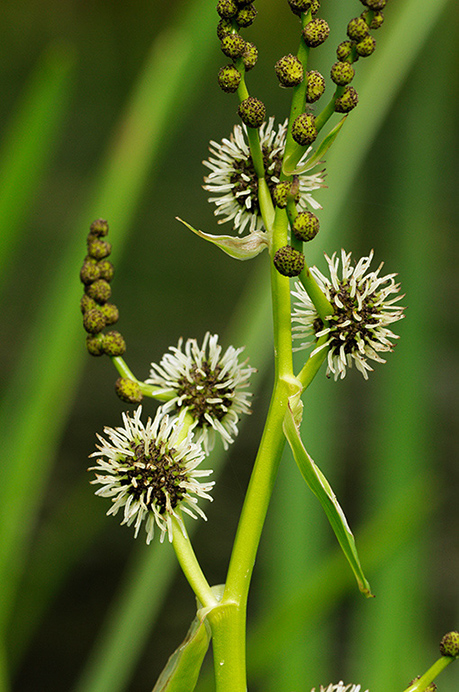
298,264 -> 333,323
207,602 -> 247,692
296,334 -> 329,390
402,656 -> 455,692
171,514 -> 217,609
111,355 -> 175,400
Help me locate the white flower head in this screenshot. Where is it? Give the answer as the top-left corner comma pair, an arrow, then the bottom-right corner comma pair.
292,250 -> 404,380
146,333 -> 255,453
89,407 -> 214,544
203,117 -> 325,236
311,682 -> 369,692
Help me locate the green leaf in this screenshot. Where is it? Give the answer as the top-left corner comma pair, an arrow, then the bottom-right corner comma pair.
151,613 -> 211,692
177,217 -> 268,260
283,394 -> 372,598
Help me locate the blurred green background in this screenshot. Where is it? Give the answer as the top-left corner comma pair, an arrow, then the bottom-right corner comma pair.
0,0 -> 457,691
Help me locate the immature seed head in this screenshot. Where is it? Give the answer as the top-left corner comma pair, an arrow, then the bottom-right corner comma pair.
87,237 -> 112,261
347,16 -> 370,42
291,113 -> 318,146
103,330 -> 126,357
292,210 -> 320,241
275,54 -> 304,87
355,34 -> 376,57
221,33 -> 246,59
236,3 -> 257,27
83,308 -> 106,334
439,631 -> 459,657
273,245 -> 305,277
330,61 -> 355,86
89,218 -> 109,237
334,86 -> 359,113
86,334 -> 105,357
302,19 -> 330,47
217,0 -> 238,19
238,96 -> 266,128
115,377 -> 143,403
218,64 -> 242,93
306,70 -> 325,103
86,278 -> 112,304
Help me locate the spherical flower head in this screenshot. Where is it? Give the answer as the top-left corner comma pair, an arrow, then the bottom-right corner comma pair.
302,18 -> 330,47
330,61 -> 355,86
311,683 -> 369,692
292,250 -> 404,380
439,631 -> 459,657
355,34 -> 376,57
291,113 -> 318,147
347,16 -> 370,42
273,245 -> 305,277
335,86 -> 359,113
203,117 -> 325,235
221,33 -> 246,60
306,70 -> 326,103
89,407 -> 214,544
275,54 -> 304,87
218,64 -> 242,93
146,333 -> 255,453
238,96 -> 266,128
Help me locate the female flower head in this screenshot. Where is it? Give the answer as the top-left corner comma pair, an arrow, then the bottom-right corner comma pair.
146,333 -> 255,453
89,407 -> 214,544
203,117 -> 324,235
292,250 -> 404,380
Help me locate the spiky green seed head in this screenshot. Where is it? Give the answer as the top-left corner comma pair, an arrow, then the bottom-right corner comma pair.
80,260 -> 101,285
305,70 -> 325,103
83,308 -> 106,334
236,3 -> 257,27
217,0 -> 238,19
217,18 -> 233,40
365,10 -> 384,29
80,294 -> 97,314
355,34 -> 376,56
334,85 -> 358,113
89,219 -> 109,237
99,303 -> 119,326
330,61 -> 355,86
238,96 -> 266,128
302,18 -> 330,47
440,632 -> 459,657
273,246 -> 305,277
361,0 -> 386,10
86,334 -> 105,357
291,113 -> 317,146
103,330 -> 126,357
288,0 -> 312,16
347,16 -> 369,42
97,259 -> 115,282
272,182 -> 291,209
87,237 -> 112,261
115,377 -> 143,404
218,64 -> 242,93
336,40 -> 353,62
221,33 -> 246,59
242,42 -> 258,71
292,210 -> 320,241
275,54 -> 304,87
86,278 -> 112,304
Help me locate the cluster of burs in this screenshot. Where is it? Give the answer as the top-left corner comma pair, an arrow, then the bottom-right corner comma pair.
215,0 -> 387,278
79,220 -> 126,359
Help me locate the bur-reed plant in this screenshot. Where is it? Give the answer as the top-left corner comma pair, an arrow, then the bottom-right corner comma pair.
2,3 -> 456,690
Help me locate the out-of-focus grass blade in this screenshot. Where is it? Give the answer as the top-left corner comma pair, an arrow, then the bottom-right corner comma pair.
349,9 -> 454,690
151,612 -> 211,692
0,0 -> 219,674
283,399 -> 372,598
0,42 -> 74,288
74,1 -> 450,689
247,474 -> 436,678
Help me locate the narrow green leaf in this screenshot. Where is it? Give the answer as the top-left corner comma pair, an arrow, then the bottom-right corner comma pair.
151,614 -> 211,692
283,397 -> 372,598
